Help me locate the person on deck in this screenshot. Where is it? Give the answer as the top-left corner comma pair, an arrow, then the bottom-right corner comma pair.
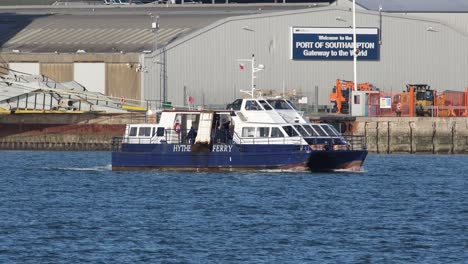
186,126 -> 197,144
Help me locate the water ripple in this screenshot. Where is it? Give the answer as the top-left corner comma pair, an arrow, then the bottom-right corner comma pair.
0,152 -> 467,263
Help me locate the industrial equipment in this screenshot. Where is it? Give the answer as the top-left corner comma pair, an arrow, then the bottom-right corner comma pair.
329,79 -> 378,114
395,84 -> 434,116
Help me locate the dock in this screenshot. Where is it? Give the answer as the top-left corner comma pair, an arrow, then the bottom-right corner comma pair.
1,112 -> 467,153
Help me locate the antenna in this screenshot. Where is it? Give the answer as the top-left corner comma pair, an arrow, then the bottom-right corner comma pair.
237,54 -> 265,98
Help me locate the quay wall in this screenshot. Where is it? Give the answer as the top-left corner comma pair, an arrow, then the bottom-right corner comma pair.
0,114 -> 467,154
353,117 -> 468,154
0,113 -> 144,151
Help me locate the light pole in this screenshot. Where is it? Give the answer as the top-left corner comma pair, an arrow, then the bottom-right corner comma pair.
150,14 -> 163,105
351,0 -> 357,116
237,54 -> 265,98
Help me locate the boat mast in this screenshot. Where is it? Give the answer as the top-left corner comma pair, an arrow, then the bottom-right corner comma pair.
238,54 -> 265,98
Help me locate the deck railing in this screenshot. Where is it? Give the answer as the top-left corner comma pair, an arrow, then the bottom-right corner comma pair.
343,135 -> 367,150
113,131 -> 367,151
232,132 -> 303,145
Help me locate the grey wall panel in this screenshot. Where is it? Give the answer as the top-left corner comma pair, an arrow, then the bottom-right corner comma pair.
74,63 -> 106,94
143,7 -> 468,108
9,62 -> 40,75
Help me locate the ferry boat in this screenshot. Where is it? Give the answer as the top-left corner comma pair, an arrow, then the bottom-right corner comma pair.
111,98 -> 368,172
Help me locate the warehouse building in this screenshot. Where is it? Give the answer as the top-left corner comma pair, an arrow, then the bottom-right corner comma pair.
1,0 -> 468,110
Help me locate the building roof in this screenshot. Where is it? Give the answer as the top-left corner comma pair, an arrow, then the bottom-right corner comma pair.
0,4 -> 326,53
356,0 -> 468,12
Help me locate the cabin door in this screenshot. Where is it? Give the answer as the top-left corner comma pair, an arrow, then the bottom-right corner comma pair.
195,112 -> 213,144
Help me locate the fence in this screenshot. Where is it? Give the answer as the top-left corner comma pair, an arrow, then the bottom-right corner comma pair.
366,88 -> 468,117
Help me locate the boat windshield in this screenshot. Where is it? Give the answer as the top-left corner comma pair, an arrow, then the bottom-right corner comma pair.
293,125 -> 309,136
282,125 -> 300,137
286,100 -> 298,110
258,100 -> 273,110
327,125 -> 342,136
245,100 -> 262,111
227,99 -> 242,110
311,124 -> 327,137
321,125 -> 338,136
267,99 -> 292,110
303,125 -> 318,136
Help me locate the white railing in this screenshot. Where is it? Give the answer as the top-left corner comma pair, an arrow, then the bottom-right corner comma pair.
232,132 -> 303,145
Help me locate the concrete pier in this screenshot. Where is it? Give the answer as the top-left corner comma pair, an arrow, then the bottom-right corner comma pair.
0,113 -> 467,153
355,117 -> 468,154
0,113 -> 143,151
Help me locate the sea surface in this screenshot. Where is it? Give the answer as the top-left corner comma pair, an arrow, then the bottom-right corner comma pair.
0,151 -> 467,263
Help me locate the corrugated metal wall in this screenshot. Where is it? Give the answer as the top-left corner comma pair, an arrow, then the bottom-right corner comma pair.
143,7 -> 468,108
1,53 -> 142,100
0,63 -> 8,75
106,63 -> 141,100
40,63 -> 73,82
409,13 -> 468,35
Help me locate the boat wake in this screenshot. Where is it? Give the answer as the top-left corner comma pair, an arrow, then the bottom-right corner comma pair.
42,164 -> 112,172
258,168 -> 309,173
332,168 -> 367,174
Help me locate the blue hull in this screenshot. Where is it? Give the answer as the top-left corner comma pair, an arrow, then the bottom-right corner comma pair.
308,150 -> 368,172
112,143 -> 367,172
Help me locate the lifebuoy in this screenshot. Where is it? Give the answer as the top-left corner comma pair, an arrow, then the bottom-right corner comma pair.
120,96 -> 125,103
173,122 -> 181,133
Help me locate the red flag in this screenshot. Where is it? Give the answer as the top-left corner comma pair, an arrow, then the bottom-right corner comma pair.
188,96 -> 194,103
239,63 -> 245,70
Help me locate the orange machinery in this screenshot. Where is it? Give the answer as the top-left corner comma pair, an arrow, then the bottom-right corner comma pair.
329,79 -> 378,114
434,90 -> 467,117
392,85 -> 468,117
392,84 -> 433,116
465,87 -> 468,116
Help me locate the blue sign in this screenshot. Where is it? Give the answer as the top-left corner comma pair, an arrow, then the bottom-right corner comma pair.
291,27 -> 380,60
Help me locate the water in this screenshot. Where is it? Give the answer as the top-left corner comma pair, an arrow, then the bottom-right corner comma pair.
0,151 -> 467,263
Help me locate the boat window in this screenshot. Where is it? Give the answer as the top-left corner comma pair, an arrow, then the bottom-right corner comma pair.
326,125 -> 341,136
286,100 -> 299,110
227,99 -> 242,110
129,127 -> 137,136
293,125 -> 309,136
303,125 -> 317,136
311,124 -> 327,136
321,125 -> 337,136
283,126 -> 299,137
245,100 -> 262,111
257,127 -> 270,137
138,127 -> 151,137
156,127 -> 165,137
270,127 -> 284,138
267,99 -> 292,110
258,100 -> 272,110
152,127 -> 156,137
242,127 -> 256,137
